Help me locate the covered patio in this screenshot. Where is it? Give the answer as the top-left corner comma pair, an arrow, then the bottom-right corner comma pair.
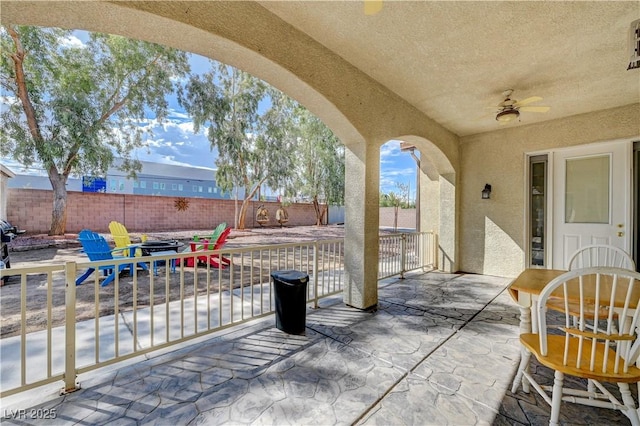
1,2 -> 638,423
1,271 -> 630,425
3,1 -> 638,311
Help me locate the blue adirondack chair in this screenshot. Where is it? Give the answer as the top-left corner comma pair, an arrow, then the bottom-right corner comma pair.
76,229 -> 148,286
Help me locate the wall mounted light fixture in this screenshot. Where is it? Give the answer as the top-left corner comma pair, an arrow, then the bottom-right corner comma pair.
482,184 -> 492,199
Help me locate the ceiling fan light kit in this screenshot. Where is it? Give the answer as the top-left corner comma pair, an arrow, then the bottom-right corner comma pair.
496,109 -> 520,122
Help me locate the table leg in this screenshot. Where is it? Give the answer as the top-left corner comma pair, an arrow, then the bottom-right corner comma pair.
517,296 -> 533,394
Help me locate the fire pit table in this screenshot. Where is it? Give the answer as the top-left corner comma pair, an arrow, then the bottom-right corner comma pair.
140,240 -> 183,274
140,240 -> 183,255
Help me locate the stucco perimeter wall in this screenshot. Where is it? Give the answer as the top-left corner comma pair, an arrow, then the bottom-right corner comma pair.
459,104 -> 640,277
379,207 -> 417,230
6,189 -> 318,234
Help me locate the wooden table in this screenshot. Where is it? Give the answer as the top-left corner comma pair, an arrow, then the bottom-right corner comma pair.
509,269 -> 565,334
509,268 -> 640,334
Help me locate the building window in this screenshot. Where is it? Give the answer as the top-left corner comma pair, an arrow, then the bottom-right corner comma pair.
110,179 -> 117,191
208,187 -> 213,193
178,184 -> 183,191
119,180 -> 124,191
133,181 -> 139,188
140,181 -> 146,189
153,182 -> 159,190
198,186 -> 203,193
172,183 -> 177,190
160,182 -> 166,190
192,185 -> 198,192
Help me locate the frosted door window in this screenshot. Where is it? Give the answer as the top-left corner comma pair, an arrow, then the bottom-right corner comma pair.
565,155 -> 610,223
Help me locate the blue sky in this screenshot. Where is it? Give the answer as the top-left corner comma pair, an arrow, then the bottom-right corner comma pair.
2,31 -> 419,201
135,53 -> 419,199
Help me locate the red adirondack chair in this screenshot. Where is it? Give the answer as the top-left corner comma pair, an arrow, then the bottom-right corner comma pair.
182,227 -> 231,268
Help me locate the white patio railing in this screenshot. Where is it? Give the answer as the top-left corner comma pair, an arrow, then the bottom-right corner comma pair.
378,232 -> 437,279
0,231 -> 436,398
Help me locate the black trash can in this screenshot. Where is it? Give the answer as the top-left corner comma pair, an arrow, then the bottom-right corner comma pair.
271,270 -> 309,335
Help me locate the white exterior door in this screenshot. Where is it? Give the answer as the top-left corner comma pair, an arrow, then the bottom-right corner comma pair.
552,140 -> 632,269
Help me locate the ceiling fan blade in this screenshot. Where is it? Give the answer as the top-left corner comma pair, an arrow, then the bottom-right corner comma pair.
513,96 -> 542,107
519,106 -> 550,113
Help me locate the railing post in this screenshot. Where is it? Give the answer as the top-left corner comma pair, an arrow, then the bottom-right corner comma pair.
433,231 -> 439,270
400,233 -> 407,279
313,241 -> 319,308
418,232 -> 429,271
62,262 -> 80,394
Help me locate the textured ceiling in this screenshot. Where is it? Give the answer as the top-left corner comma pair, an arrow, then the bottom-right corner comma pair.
1,1 -> 638,138
259,1 -> 640,136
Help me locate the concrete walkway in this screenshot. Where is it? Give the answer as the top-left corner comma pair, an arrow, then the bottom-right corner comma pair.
0,271 -> 633,425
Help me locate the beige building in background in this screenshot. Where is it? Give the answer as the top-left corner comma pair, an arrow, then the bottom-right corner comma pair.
2,1 -> 638,311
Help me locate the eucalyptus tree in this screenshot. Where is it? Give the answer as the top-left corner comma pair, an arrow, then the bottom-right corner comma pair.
0,25 -> 190,235
180,63 -> 298,229
286,108 -> 344,225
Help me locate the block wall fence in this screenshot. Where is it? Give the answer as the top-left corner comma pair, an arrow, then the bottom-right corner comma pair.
5,189 -> 317,234
5,189 -> 416,234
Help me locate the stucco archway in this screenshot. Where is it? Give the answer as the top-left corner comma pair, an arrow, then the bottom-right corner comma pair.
1,1 -> 461,309
393,136 -> 458,273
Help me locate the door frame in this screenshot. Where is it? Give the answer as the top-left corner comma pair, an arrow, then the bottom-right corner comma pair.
634,141 -> 640,271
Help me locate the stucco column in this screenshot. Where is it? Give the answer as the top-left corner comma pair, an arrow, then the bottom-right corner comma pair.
421,171 -> 458,273
439,173 -> 458,272
343,142 -> 379,310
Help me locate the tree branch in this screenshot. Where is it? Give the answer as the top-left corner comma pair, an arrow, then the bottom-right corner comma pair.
246,175 -> 268,201
97,53 -> 163,125
7,26 -> 45,149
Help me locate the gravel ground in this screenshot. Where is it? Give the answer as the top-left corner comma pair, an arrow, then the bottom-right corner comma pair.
6,224 -> 347,255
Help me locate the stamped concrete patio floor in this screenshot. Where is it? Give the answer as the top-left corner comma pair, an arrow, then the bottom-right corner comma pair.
1,271 -> 634,425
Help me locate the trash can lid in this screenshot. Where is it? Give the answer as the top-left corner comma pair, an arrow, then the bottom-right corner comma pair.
271,270 -> 308,283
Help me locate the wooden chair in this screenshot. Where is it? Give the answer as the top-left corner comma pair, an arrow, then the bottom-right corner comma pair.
568,244 -> 636,270
108,221 -> 141,257
182,227 -> 231,268
555,245 -> 637,397
193,222 -> 227,245
548,245 -> 635,322
76,229 -> 148,286
208,227 -> 232,267
511,267 -> 640,425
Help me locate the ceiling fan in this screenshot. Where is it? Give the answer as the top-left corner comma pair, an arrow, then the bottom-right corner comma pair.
489,89 -> 550,124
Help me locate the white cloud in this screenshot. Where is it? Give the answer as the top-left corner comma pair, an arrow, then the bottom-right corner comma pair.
380,140 -> 402,164
59,34 -> 85,49
135,117 -> 215,169
170,111 -> 193,122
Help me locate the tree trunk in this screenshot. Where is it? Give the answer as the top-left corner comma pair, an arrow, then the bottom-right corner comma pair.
312,196 -> 322,226
312,195 -> 330,226
236,180 -> 267,230
48,172 -> 68,235
393,205 -> 399,232
237,198 -> 250,230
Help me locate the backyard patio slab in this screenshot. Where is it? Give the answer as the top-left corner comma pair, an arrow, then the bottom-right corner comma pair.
1,270 -> 636,425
